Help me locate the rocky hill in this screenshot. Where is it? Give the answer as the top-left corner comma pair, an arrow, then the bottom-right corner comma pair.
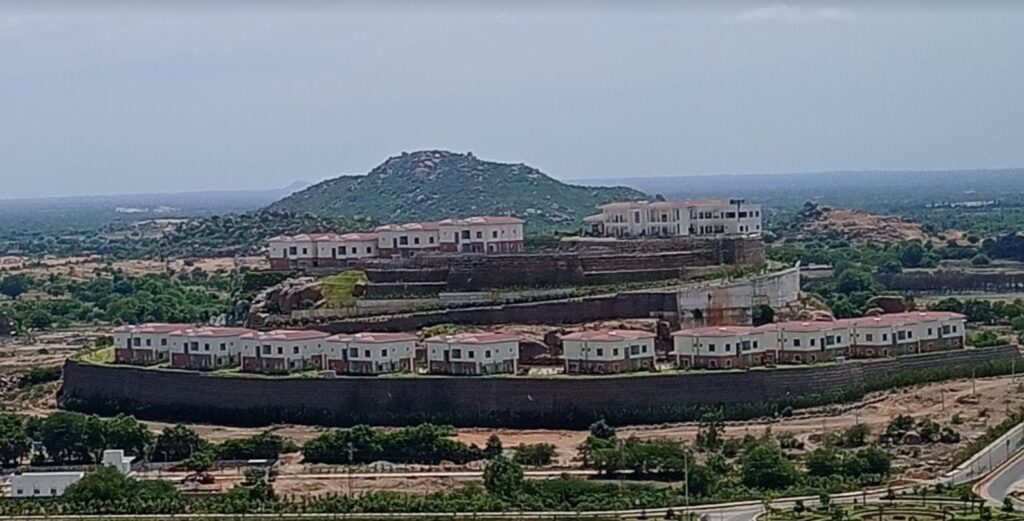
266,150 -> 647,229
794,202 -> 927,244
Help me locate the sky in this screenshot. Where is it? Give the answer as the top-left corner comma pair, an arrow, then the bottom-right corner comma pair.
1,1 -> 1023,199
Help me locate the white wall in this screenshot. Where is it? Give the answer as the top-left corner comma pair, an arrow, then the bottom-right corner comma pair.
562,338 -> 654,362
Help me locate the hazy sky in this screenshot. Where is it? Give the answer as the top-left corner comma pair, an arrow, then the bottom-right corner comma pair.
2,1 -> 1023,199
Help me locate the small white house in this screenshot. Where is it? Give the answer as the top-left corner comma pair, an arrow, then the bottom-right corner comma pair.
324,332 -> 417,375
168,327 -> 253,370
424,332 -> 521,375
560,329 -> 657,374
240,330 -> 329,374
113,323 -> 188,365
672,325 -> 766,369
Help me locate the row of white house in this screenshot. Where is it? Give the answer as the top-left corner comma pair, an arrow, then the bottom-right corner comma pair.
585,198 -> 762,238
112,311 -> 967,376
267,215 -> 525,269
673,311 -> 967,369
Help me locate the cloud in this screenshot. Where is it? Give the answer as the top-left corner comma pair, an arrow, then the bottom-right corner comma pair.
735,4 -> 854,22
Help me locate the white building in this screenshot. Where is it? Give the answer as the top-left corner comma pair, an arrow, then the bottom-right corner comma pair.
375,222 -> 442,257
560,329 -> 657,374
9,472 -> 84,498
672,325 -> 766,369
324,332 -> 417,375
113,323 -> 188,365
584,198 -> 761,238
438,216 -> 525,254
846,311 -> 966,357
240,330 -> 329,374
425,332 -> 521,375
168,327 -> 254,370
760,321 -> 851,364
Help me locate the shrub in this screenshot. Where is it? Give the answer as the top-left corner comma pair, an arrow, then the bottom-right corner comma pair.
17,366 -> 62,388
512,443 -> 555,466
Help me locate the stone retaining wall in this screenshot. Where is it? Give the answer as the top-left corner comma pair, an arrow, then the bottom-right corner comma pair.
61,346 -> 1018,429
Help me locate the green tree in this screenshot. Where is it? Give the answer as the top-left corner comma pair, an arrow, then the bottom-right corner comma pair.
696,410 -> 724,452
483,455 -> 524,498
484,434 -> 503,459
806,448 -> 843,477
513,443 -> 555,466
0,413 -> 31,467
153,424 -> 204,462
184,448 -> 216,476
900,242 -> 926,268
740,442 -> 798,490
103,414 -> 154,458
972,254 -> 992,266
589,419 -> 617,440
0,275 -> 30,299
36,411 -> 105,464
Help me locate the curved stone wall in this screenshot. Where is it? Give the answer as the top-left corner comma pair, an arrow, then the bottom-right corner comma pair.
61,346 -> 1018,429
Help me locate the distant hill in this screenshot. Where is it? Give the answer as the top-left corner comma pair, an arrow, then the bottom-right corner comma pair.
266,150 -> 648,229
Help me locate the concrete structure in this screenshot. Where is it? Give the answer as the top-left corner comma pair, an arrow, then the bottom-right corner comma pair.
8,449 -> 134,498
560,329 -> 657,374
168,327 -> 253,370
846,311 -> 966,358
324,332 -> 416,375
762,321 -> 852,364
113,323 -> 187,365
9,471 -> 84,498
438,216 -> 525,254
673,325 -> 766,369
267,215 -> 524,268
425,332 -> 521,375
585,198 -> 761,239
240,330 -> 329,374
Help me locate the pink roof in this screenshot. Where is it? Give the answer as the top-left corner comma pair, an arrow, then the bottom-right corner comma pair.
240,329 -> 330,341
309,233 -> 344,241
759,321 -> 849,333
169,327 -> 254,338
459,216 -> 524,225
375,222 -> 440,232
847,311 -> 966,328
425,332 -> 521,344
673,325 -> 758,338
327,332 -> 416,344
598,201 -> 645,210
113,323 -> 189,334
560,329 -> 656,342
340,232 -> 378,241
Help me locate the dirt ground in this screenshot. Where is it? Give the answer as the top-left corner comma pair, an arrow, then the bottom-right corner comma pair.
0,255 -> 266,280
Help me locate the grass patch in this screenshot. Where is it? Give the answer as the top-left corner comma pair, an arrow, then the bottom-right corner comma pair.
321,270 -> 367,308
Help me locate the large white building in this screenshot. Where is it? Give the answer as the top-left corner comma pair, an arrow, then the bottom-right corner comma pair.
584,199 -> 761,238
560,329 -> 657,374
267,215 -> 525,268
9,450 -> 135,498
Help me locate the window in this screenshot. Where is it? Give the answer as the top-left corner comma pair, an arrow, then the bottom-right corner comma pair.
293,346 -> 299,354
793,339 -> 801,347
364,349 -> 370,358
145,338 -> 152,346
468,351 -> 475,359
429,236 -> 435,244
461,230 -> 471,239
810,338 -> 816,347
351,247 -> 357,254
452,349 -> 462,358
596,348 -> 604,356
866,333 -> 874,342
708,343 -> 716,352
492,230 -> 498,238
928,328 -> 933,336
476,231 -> 483,239
366,246 -> 372,254
277,346 -> 283,355
631,345 -> 640,355
349,347 -> 357,358
302,248 -> 308,254
161,338 -> 167,346
897,331 -> 906,341
413,237 -> 420,245
908,331 -> 913,339
133,337 -> 141,347
380,349 -> 387,357
725,343 -> 731,352
399,236 -> 409,245
262,345 -> 272,355
753,340 -> 759,349
289,246 -> 297,255
485,350 -> 491,358
882,333 -> 888,341
613,348 -> 619,356
220,343 -> 226,351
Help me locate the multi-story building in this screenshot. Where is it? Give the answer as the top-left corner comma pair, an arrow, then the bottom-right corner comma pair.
168,327 -> 253,370
672,325 -> 767,369
425,332 -> 521,375
560,329 -> 657,374
267,215 -> 525,268
438,216 -> 526,254
324,332 -> 416,375
761,321 -> 851,364
846,311 -> 966,358
240,330 -> 329,374
584,198 -> 761,238
113,323 -> 188,365
376,222 -> 442,257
